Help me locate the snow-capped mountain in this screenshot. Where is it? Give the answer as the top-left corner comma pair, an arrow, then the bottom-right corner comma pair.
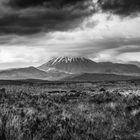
38,56 -> 140,76
38,56 -> 98,74
0,56 -> 140,81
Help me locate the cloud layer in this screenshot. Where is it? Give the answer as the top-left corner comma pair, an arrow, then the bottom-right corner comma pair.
98,0 -> 140,16
0,0 -> 140,35
0,0 -> 94,35
0,0 -> 140,69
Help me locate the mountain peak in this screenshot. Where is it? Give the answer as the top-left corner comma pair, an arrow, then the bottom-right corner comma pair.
38,56 -> 97,73
49,56 -> 90,65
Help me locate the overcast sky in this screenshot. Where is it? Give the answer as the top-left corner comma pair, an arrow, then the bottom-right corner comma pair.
0,0 -> 140,69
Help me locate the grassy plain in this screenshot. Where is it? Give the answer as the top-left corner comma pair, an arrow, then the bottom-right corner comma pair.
0,80 -> 140,140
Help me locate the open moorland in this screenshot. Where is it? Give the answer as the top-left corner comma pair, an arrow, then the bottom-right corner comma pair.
0,80 -> 140,140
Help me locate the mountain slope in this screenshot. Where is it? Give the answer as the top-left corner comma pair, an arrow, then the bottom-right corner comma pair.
38,57 -> 140,76
41,68 -> 71,80
62,73 -> 139,82
0,67 -> 49,80
99,62 -> 140,75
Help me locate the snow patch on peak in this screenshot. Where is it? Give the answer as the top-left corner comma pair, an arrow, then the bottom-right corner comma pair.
50,56 -> 88,65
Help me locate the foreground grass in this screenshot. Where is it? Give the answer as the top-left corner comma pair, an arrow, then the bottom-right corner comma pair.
0,83 -> 140,140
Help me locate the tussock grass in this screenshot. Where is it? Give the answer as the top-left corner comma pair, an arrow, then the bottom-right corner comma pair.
0,81 -> 140,140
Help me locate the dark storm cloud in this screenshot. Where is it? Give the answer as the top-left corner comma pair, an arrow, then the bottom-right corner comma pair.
0,0 -> 95,35
0,0 -> 140,35
98,0 -> 140,16
8,0 -> 89,9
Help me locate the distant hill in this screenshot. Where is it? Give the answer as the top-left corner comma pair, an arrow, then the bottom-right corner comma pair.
0,67 -> 49,80
0,66 -> 71,80
62,73 -> 140,82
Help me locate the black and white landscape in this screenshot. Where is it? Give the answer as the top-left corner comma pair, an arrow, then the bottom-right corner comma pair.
0,0 -> 140,140
1,56 -> 140,81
